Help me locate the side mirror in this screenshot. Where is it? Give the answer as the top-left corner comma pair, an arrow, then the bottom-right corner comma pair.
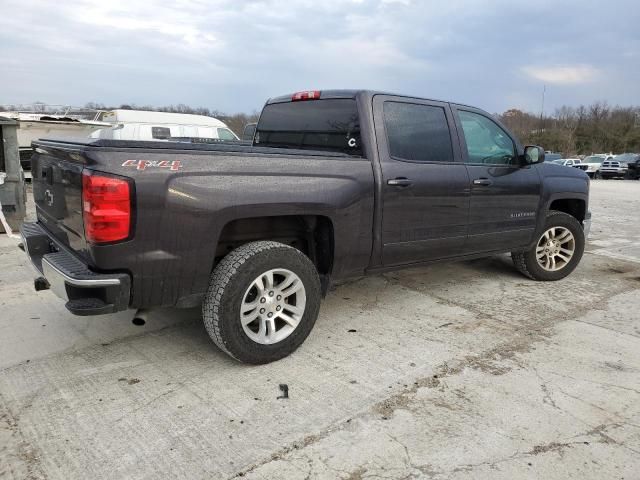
523,145 -> 545,165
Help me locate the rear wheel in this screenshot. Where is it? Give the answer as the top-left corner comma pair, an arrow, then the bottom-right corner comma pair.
511,211 -> 585,281
202,241 -> 321,364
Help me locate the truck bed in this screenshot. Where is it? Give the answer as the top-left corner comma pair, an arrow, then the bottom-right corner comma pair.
35,137 -> 357,158
29,137 -> 375,310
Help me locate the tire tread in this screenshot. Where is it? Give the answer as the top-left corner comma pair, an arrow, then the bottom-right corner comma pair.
511,210 -> 584,281
202,241 -> 314,362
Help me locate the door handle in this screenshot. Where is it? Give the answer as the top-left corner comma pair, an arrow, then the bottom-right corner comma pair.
387,178 -> 412,187
472,178 -> 493,186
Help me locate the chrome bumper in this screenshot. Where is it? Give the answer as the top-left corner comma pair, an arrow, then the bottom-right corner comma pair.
20,222 -> 130,316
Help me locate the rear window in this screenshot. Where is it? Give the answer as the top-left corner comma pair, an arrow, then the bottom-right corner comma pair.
255,99 -> 362,156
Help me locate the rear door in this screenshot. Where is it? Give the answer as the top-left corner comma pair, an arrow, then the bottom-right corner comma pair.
373,95 -> 470,266
452,106 -> 541,254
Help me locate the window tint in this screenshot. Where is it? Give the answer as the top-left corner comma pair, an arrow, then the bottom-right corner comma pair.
458,111 -> 516,164
255,99 -> 361,156
217,128 -> 237,140
151,126 -> 171,139
383,102 -> 453,163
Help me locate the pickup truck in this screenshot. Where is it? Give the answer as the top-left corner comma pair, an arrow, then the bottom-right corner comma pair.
601,153 -> 640,180
625,154 -> 640,179
550,158 -> 589,172
20,90 -> 591,364
600,157 -> 629,179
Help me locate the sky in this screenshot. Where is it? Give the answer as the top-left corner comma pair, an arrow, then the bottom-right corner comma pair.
0,0 -> 638,115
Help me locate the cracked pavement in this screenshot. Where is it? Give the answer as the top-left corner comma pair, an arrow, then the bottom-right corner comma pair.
1,180 -> 639,479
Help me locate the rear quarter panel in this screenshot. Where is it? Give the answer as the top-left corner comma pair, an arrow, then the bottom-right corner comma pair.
84,149 -> 375,308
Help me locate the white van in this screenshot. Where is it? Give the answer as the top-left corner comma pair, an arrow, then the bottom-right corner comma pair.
90,110 -> 239,141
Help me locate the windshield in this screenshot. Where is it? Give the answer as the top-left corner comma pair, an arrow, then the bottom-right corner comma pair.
584,156 -> 604,164
552,159 -> 566,165
615,153 -> 637,163
255,98 -> 362,156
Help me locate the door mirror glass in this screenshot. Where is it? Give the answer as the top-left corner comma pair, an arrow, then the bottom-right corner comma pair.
524,145 -> 545,165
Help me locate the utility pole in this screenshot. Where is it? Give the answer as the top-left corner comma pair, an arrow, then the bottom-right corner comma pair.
539,85 -> 546,134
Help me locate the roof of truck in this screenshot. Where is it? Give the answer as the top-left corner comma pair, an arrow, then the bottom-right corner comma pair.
100,110 -> 228,127
266,89 -> 480,110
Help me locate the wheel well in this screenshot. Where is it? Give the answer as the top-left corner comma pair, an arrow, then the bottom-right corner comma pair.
549,199 -> 586,222
215,215 -> 334,275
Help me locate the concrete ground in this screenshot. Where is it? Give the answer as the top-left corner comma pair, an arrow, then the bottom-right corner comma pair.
1,180 -> 639,480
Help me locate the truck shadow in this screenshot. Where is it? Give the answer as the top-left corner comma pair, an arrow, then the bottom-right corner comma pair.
463,255 -> 524,279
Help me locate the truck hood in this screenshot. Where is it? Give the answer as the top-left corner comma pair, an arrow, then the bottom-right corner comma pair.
538,162 -> 590,180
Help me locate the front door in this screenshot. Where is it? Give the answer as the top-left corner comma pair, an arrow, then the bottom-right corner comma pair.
452,107 -> 542,254
373,95 -> 470,266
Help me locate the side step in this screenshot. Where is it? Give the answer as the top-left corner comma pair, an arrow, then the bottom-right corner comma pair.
65,298 -> 116,316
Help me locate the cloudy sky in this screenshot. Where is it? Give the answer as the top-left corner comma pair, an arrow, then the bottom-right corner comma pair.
0,0 -> 638,115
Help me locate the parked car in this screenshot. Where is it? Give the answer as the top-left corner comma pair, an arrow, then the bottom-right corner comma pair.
20,89 -> 591,364
90,110 -> 239,142
622,154 -> 640,179
600,155 -> 631,179
581,154 -> 613,179
551,158 -> 589,172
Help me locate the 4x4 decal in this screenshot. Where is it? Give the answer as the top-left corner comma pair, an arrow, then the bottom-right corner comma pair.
122,159 -> 182,171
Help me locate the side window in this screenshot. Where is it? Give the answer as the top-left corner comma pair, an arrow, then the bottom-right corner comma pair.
458,111 -> 516,165
151,126 -> 171,140
217,128 -> 237,141
383,102 -> 454,163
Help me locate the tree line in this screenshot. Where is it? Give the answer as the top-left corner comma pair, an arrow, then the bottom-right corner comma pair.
498,102 -> 640,156
3,100 -> 639,154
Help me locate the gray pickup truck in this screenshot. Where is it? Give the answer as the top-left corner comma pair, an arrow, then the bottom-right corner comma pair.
20,90 -> 591,363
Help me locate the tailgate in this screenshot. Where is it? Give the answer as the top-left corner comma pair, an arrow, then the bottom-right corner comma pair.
32,148 -> 87,255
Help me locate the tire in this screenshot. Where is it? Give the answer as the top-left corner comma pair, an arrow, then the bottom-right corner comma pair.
202,241 -> 321,364
594,171 -> 601,180
511,211 -> 585,281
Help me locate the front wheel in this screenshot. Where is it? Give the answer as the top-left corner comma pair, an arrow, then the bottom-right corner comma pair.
511,211 -> 585,281
593,171 -> 601,180
202,241 -> 321,364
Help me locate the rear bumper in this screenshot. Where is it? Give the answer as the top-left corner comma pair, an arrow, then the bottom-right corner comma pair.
20,222 -> 131,316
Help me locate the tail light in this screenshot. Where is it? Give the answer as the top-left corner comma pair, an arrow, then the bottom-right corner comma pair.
82,170 -> 132,244
292,90 -> 321,101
